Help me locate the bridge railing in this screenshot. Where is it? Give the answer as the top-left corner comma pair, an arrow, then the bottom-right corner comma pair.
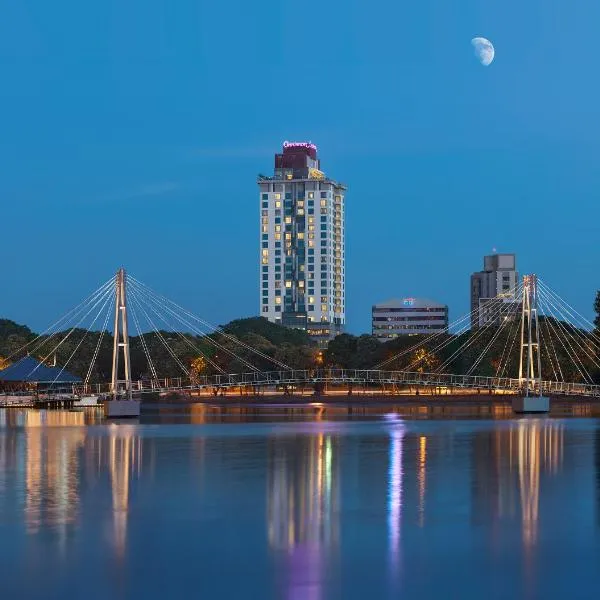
69,368 -> 600,399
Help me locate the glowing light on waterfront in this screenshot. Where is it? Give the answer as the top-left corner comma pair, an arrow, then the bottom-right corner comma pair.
515,420 -> 564,552
387,424 -> 405,566
24,410 -> 86,542
266,434 -> 338,600
325,437 -> 332,492
109,425 -> 140,560
417,436 -> 427,526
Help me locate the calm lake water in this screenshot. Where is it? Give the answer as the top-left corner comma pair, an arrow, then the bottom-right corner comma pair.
1,404 -> 600,599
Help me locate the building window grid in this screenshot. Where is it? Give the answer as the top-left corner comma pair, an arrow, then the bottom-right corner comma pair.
260,169 -> 345,334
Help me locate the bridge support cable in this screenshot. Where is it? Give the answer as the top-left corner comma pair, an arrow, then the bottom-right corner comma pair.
433,283 -> 524,374
537,281 -> 600,363
538,322 -> 560,382
466,291 -> 524,376
537,282 -> 600,379
129,276 -> 292,371
50,287 -> 115,388
128,276 -> 293,371
128,289 -> 225,377
538,287 -> 600,357
26,283 -> 115,380
539,300 -> 590,383
7,277 -> 115,362
127,292 -> 191,378
537,287 -> 600,373
467,305 -> 520,376
128,282 -> 252,374
382,321 -> 469,371
84,295 -> 114,387
374,281 -> 523,371
127,280 -> 248,374
129,289 -> 225,376
544,319 -> 565,381
374,321 -> 471,370
537,291 -> 596,383
25,291 -> 114,369
129,302 -> 159,381
408,292 -> 513,373
538,279 -> 600,346
373,307 -> 476,370
495,309 -> 522,378
383,301 -> 502,372
436,310 -> 512,374
546,299 -> 600,383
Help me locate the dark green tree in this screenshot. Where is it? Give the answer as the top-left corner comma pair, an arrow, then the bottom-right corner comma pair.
325,334 -> 357,368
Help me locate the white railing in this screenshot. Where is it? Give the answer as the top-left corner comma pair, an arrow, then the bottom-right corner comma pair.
3,370 -> 598,406
65,369 -> 600,399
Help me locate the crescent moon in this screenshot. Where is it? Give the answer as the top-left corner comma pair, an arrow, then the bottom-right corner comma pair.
471,37 -> 495,66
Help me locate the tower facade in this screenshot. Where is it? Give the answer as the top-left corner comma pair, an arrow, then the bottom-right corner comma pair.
259,142 -> 346,344
470,253 -> 519,328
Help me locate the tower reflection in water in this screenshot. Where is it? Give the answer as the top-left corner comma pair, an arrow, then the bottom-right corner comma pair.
109,424 -> 141,560
516,419 -> 563,550
472,418 -> 564,553
14,409 -> 141,562
267,432 -> 339,600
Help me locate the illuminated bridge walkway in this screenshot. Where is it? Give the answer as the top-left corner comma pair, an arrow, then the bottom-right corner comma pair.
75,369 -> 600,399
1,269 -> 600,406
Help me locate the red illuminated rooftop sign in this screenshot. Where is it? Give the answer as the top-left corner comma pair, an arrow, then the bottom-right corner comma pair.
283,141 -> 317,151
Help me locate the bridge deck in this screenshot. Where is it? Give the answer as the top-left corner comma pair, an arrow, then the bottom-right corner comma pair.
80,369 -> 600,399
2,370 -> 599,407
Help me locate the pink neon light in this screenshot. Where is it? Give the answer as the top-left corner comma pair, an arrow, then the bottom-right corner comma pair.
283,141 -> 317,151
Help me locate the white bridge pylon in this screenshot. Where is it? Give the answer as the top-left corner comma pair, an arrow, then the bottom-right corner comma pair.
111,268 -> 133,401
519,274 -> 543,397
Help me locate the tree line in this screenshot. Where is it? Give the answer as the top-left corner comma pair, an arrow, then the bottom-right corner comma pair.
0,291 -> 599,385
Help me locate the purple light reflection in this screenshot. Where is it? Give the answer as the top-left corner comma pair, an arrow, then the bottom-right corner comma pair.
388,424 -> 405,572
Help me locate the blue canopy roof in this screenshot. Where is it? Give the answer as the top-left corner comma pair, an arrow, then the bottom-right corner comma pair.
0,356 -> 81,383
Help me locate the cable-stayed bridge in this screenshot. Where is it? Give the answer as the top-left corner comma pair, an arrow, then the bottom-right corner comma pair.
73,369 -> 600,399
1,269 -> 599,410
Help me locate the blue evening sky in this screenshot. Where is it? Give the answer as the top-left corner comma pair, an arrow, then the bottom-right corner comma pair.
1,0 -> 598,334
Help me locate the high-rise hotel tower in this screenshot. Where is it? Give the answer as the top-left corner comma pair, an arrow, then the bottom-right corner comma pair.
258,142 -> 346,344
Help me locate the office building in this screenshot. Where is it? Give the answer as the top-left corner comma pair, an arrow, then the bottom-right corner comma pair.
470,253 -> 519,328
372,297 -> 448,340
258,141 -> 346,344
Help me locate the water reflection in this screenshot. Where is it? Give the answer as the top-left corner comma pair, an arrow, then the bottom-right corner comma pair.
0,409 -> 141,561
417,435 -> 427,527
471,418 -> 564,556
0,407 -> 591,600
109,425 -> 141,560
268,433 -> 339,600
516,420 -> 563,550
24,411 -> 86,545
387,424 -> 404,571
